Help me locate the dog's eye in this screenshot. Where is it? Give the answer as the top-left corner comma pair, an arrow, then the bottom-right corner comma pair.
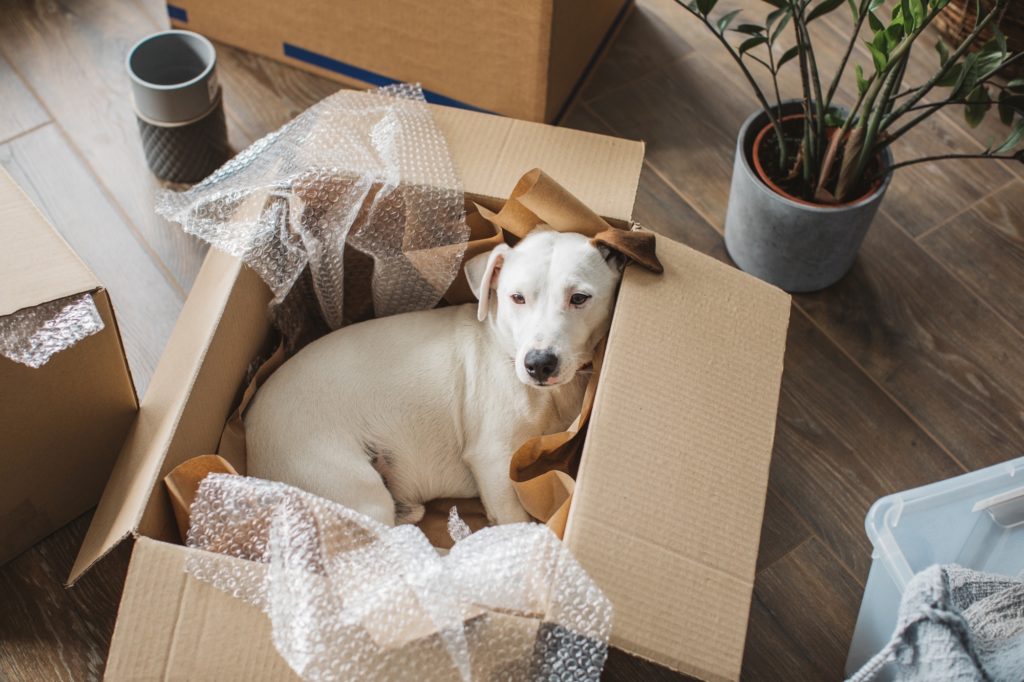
569,293 -> 591,306
511,293 -> 526,304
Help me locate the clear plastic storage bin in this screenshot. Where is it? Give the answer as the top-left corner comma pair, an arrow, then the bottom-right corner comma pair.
845,456 -> 1024,679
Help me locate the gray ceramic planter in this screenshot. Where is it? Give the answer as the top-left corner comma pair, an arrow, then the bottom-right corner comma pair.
724,104 -> 893,292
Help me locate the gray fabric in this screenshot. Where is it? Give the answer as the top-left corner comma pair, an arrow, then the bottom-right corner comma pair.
849,565 -> 1024,682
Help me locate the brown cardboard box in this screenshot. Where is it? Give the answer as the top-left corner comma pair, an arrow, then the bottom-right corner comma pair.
166,0 -> 633,122
0,168 -> 138,566
73,105 -> 791,681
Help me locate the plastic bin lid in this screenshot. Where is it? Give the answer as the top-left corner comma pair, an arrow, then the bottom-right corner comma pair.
865,457 -> 1024,592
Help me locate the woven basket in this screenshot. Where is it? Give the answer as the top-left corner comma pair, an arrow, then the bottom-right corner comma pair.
934,1 -> 1024,79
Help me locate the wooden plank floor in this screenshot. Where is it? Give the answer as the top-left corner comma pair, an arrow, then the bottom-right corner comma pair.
2,0 -> 1022,679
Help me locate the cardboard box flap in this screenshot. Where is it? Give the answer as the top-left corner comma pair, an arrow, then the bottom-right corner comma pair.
73,104 -> 644,584
0,167 -> 99,316
564,238 -> 790,681
429,105 -> 642,227
106,537 -> 299,680
70,252 -> 272,584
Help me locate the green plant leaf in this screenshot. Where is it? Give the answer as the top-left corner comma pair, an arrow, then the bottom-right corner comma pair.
695,0 -> 718,15
733,23 -> 765,34
770,7 -> 792,41
807,0 -> 845,23
778,45 -> 800,68
885,23 -> 905,49
761,0 -> 785,7
717,9 -> 742,32
739,35 -> 769,54
868,0 -> 884,10
974,38 -> 1007,80
965,84 -> 991,128
867,40 -> 889,71
992,118 -> 1024,154
950,53 -> 977,98
935,39 -> 950,66
936,61 -> 963,87
1008,79 -> 1024,94
855,63 -> 869,95
847,0 -> 859,18
908,0 -> 925,28
998,88 -> 1016,126
824,108 -> 846,127
931,0 -> 950,9
868,10 -> 884,32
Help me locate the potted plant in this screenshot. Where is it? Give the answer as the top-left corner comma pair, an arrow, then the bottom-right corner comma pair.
677,0 -> 1024,291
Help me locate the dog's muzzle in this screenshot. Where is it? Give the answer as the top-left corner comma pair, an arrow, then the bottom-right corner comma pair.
524,349 -> 559,384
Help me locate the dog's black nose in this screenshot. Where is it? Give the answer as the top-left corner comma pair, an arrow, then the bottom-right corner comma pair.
524,349 -> 559,382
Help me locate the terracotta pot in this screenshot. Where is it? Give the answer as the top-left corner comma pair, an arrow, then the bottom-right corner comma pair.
750,114 -> 881,208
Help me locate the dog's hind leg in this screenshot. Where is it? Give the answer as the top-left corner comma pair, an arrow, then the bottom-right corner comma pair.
250,438 -> 397,527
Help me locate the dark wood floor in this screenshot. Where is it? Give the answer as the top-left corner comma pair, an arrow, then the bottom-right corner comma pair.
1,0 -> 1022,679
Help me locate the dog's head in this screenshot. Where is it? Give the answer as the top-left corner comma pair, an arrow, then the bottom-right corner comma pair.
466,229 -> 624,388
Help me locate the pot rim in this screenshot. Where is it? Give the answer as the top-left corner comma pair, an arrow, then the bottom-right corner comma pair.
126,29 -> 217,93
737,104 -> 894,214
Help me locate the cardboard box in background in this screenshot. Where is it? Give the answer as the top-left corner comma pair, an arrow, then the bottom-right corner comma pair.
166,0 -> 633,122
73,105 -> 791,681
0,169 -> 138,566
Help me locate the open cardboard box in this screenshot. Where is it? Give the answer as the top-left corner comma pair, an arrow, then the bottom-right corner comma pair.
72,105 -> 791,681
0,168 -> 138,566
166,0 -> 633,123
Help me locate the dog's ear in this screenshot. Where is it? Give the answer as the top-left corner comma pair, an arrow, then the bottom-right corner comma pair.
465,243 -> 510,321
590,229 -> 664,274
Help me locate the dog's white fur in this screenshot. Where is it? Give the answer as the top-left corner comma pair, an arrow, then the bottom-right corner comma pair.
245,230 -> 623,526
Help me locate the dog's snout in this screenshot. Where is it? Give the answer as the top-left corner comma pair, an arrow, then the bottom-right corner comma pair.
524,349 -> 559,382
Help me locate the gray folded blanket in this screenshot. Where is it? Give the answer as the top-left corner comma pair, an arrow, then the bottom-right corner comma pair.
848,565 -> 1024,682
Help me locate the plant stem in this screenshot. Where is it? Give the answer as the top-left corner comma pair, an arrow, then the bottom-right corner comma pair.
765,32 -> 787,167
793,1 -> 818,186
674,2 -> 788,166
850,60 -> 904,186
800,16 -> 827,182
904,97 -> 1005,111
881,101 -> 943,147
815,72 -> 875,196
825,0 -> 872,110
881,151 -> 1022,174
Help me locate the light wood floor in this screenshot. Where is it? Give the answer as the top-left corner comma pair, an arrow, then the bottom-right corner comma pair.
1,0 -> 1022,679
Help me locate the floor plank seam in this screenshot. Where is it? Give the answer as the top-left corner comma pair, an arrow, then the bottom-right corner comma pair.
0,42 -> 188,302
880,180 -> 1024,349
914,222 -> 1024,345
907,177 -> 1017,243
767,494 -> 868,589
756,534 -> 815,577
0,119 -> 52,148
788,305 -> 971,472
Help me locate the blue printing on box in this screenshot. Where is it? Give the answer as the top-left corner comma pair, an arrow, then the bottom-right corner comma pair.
283,43 -> 492,114
166,4 -> 187,22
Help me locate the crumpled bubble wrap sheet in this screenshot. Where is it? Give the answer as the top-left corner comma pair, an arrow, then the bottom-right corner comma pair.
186,474 -> 613,681
0,293 -> 104,368
156,83 -> 468,330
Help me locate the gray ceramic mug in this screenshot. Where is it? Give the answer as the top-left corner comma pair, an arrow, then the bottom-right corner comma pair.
126,30 -> 230,183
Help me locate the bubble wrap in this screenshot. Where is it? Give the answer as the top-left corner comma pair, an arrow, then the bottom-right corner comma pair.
187,474 -> 612,681
155,83 -> 468,331
0,293 -> 104,368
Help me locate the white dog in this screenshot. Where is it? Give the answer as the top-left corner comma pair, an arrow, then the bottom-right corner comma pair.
245,229 -> 625,526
